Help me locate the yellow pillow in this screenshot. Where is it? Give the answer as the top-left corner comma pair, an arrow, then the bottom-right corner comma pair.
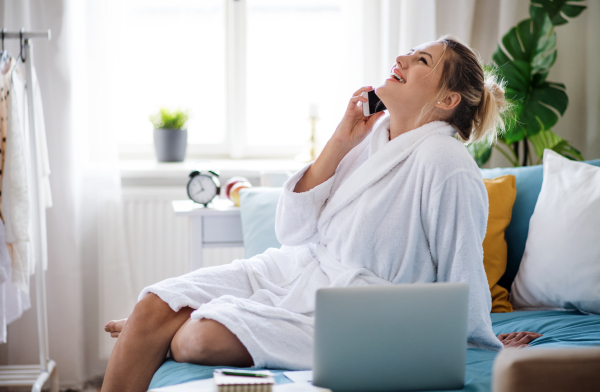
483,175 -> 516,313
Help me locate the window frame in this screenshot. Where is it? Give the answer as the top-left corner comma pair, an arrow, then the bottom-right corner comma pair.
118,0 -> 377,161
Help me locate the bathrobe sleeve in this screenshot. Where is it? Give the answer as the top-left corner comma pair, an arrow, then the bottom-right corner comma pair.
275,162 -> 337,246
423,170 -> 503,351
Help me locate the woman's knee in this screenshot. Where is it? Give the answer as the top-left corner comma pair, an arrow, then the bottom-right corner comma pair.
126,293 -> 179,333
170,319 -> 253,367
170,320 -> 211,364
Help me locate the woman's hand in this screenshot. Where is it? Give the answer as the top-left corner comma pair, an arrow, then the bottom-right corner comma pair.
293,86 -> 385,193
332,86 -> 386,151
497,331 -> 543,348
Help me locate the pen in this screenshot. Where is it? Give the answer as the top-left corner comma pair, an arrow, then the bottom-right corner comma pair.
221,370 -> 269,378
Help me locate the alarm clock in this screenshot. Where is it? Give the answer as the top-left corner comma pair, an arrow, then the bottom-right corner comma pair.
187,170 -> 221,206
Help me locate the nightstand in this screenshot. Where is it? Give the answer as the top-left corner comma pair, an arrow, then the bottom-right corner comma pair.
172,198 -> 244,270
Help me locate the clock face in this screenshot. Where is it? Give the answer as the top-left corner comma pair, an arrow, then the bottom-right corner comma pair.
187,174 -> 218,205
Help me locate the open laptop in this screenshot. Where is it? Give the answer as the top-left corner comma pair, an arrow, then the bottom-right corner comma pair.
312,282 -> 469,392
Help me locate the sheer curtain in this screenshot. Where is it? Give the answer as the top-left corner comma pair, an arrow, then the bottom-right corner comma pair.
71,0 -> 136,367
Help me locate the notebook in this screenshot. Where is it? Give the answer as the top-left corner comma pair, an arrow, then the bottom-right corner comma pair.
149,378 -> 331,392
214,369 -> 275,392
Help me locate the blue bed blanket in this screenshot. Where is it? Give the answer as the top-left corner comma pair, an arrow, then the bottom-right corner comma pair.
149,310 -> 600,391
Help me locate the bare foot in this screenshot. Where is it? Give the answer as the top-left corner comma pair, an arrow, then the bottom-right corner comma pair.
104,319 -> 127,338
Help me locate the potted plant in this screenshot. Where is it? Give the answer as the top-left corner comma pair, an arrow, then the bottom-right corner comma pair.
468,0 -> 586,167
150,107 -> 190,162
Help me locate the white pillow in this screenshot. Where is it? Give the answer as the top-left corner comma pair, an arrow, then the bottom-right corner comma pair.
511,149 -> 600,314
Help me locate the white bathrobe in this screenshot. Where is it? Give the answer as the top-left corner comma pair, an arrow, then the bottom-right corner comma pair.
141,115 -> 502,370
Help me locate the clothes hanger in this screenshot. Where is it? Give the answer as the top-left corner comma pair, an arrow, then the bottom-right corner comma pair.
0,29 -> 11,75
8,29 -> 25,79
17,29 -> 25,62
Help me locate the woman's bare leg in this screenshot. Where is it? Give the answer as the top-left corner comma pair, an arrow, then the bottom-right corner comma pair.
170,318 -> 254,367
101,293 -> 193,392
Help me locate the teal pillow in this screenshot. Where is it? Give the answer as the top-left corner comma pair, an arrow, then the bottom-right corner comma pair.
239,187 -> 283,258
481,158 -> 600,291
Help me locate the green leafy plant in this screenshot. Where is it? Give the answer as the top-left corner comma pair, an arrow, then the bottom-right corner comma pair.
469,0 -> 586,167
150,107 -> 190,130
528,127 -> 584,165
467,141 -> 493,168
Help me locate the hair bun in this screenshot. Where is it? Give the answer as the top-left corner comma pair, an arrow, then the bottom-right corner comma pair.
472,72 -> 509,145
435,36 -> 511,145
485,80 -> 505,103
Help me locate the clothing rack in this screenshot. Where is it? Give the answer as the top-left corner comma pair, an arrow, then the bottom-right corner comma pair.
0,29 -> 58,392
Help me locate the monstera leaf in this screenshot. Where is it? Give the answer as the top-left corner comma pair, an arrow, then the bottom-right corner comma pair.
492,14 -> 567,145
528,128 -> 583,165
467,142 -> 493,168
530,0 -> 586,26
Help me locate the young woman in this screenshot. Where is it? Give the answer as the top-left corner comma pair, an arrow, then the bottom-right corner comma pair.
102,36 -> 541,392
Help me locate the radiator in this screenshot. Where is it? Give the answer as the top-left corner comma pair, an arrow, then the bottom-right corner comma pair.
121,187 -> 245,294
99,187 -> 245,359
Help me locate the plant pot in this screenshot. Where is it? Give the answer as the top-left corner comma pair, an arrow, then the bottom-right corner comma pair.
153,128 -> 188,162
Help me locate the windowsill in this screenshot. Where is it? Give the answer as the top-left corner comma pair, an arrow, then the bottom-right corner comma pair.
119,158 -> 307,187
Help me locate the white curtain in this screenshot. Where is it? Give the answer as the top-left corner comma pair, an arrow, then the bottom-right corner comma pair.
367,0 -> 600,167
71,0 -> 136,363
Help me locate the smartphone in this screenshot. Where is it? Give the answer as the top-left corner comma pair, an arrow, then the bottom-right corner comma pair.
361,90 -> 387,116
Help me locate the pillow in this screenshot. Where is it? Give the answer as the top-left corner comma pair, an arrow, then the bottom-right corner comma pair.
480,165 -> 546,291
511,150 -> 600,314
483,175 -> 516,313
239,187 -> 283,259
480,159 -> 600,291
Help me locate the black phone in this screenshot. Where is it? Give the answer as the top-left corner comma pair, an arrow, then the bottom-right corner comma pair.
362,90 -> 387,116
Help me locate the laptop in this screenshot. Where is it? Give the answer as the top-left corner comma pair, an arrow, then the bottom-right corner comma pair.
312,282 -> 469,392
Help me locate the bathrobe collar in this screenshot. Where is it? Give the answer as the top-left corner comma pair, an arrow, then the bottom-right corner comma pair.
368,114 -> 456,157
321,114 -> 457,223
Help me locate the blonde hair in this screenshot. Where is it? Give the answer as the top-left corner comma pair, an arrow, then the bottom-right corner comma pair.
425,35 -> 509,145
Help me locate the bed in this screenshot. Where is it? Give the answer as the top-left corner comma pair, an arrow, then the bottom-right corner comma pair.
149,310 -> 600,390
149,159 -> 600,391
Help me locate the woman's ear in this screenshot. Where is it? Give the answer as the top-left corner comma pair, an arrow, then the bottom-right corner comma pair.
435,92 -> 461,111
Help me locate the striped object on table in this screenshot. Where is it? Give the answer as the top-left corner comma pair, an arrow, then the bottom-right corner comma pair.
214,370 -> 274,392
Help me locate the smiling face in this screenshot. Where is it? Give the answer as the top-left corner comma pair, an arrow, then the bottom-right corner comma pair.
375,41 -> 448,124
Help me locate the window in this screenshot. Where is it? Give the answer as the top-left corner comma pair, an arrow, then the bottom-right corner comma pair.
116,0 -> 363,159
116,0 -> 228,156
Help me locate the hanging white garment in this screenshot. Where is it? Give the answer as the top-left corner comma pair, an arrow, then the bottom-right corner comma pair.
141,115 -> 502,370
1,60 -> 52,292
0,54 -> 9,228
0,216 -> 11,342
0,57 -> 48,340
2,60 -> 33,292
31,68 -> 52,211
0,218 -> 31,343
0,59 -> 10,285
